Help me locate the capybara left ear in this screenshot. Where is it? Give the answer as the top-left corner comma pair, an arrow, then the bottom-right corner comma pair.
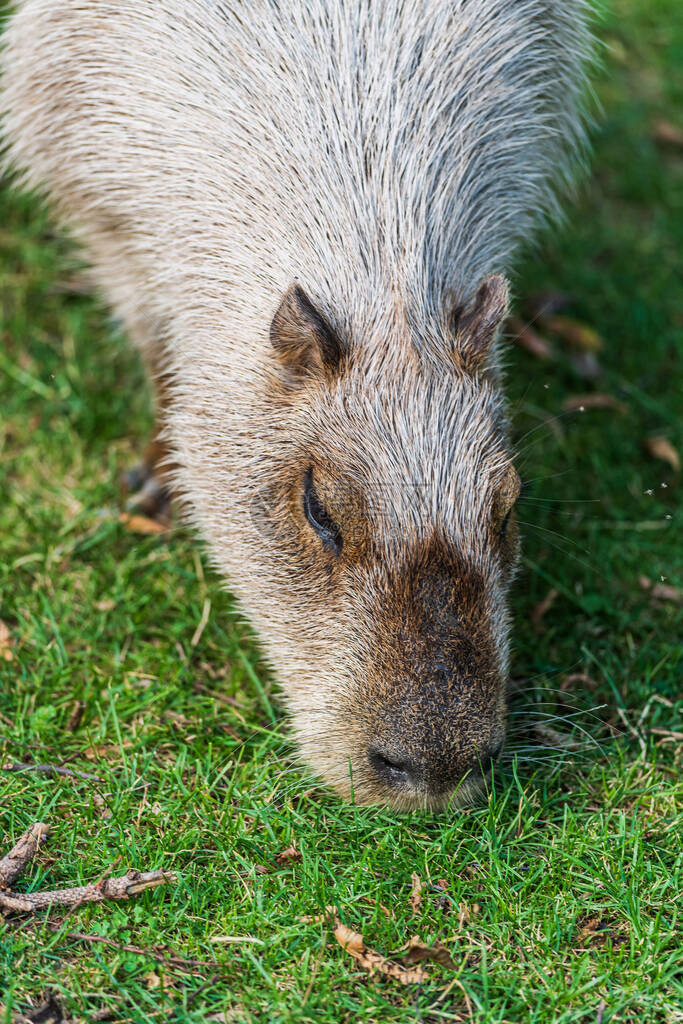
270,283 -> 344,379
451,274 -> 509,372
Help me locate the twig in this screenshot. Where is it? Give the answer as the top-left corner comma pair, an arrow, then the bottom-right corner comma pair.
0,869 -> 175,913
2,761 -> 102,782
28,922 -> 219,977
0,823 -> 49,888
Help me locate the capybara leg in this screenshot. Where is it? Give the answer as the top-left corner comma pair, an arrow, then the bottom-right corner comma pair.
121,347 -> 176,523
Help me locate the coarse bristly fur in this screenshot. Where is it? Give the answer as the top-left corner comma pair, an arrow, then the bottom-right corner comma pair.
0,0 -> 595,810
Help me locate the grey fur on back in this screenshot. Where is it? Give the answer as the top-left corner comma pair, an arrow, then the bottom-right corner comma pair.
1,0 -> 592,358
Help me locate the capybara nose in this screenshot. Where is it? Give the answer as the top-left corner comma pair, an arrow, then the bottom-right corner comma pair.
369,738 -> 503,793
368,748 -> 420,789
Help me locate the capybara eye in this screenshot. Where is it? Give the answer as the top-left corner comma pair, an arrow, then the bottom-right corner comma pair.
303,469 -> 342,554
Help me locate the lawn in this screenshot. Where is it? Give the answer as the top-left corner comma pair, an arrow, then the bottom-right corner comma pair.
0,0 -> 681,1021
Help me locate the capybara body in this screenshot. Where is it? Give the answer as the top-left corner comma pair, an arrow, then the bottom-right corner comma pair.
1,0 -> 592,808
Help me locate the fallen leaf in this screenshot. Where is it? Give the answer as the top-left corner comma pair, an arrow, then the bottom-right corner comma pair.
312,908 -> 453,985
432,878 -> 452,912
118,512 -> 169,535
333,922 -> 427,983
642,436 -> 680,472
66,700 -> 85,731
541,316 -> 603,352
507,316 -> 554,360
563,394 -> 628,413
275,845 -> 301,865
401,935 -> 456,970
0,620 -> 13,662
95,598 -> 116,612
638,576 -> 682,605
652,120 -> 683,148
530,588 -> 559,625
560,672 -> 599,692
576,914 -> 629,950
409,872 -> 423,916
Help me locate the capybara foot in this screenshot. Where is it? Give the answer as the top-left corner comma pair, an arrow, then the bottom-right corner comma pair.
122,463 -> 172,524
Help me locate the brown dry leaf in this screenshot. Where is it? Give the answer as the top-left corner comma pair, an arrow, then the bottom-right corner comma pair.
308,907 -> 454,984
652,120 -> 683,148
66,700 -> 85,732
542,315 -> 603,352
507,316 -> 554,360
642,436 -> 680,472
576,915 -> 629,950
530,588 -> 558,625
560,672 -> 599,692
118,512 -> 169,535
333,922 -> 428,984
562,393 -> 628,414
410,872 -> 423,916
0,620 -> 13,662
275,845 -> 301,865
402,935 -> 456,971
638,576 -> 682,605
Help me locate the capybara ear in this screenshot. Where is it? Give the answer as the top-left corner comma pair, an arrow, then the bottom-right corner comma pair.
450,274 -> 509,373
270,284 -> 344,379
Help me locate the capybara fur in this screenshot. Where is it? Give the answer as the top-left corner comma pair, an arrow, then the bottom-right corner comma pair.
1,0 -> 593,809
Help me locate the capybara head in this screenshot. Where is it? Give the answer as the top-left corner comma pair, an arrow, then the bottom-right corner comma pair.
232,275 -> 519,810
180,276 -> 520,810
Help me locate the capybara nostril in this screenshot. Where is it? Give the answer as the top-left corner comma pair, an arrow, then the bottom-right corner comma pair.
368,748 -> 419,789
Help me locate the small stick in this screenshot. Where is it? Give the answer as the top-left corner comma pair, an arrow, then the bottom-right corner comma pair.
0,822 -> 49,888
0,869 -> 175,913
2,761 -> 102,781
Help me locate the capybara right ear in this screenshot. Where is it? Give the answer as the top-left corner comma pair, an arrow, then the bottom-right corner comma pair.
450,274 -> 509,373
270,284 -> 344,379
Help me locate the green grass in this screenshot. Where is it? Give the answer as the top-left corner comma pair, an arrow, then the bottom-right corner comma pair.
0,1 -> 681,1021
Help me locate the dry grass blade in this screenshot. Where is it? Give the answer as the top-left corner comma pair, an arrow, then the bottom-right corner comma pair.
541,315 -> 603,351
652,119 -> 683,148
638,576 -> 682,605
642,436 -> 680,472
563,394 -> 628,413
409,872 -> 423,915
530,588 -> 558,625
